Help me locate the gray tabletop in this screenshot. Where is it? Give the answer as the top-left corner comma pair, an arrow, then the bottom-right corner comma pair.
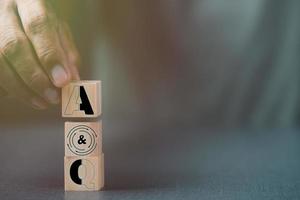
0,116 -> 300,200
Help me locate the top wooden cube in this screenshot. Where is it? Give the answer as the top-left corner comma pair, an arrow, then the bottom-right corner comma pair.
62,81 -> 101,118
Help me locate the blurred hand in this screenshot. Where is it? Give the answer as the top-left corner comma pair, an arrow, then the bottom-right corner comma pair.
0,0 -> 80,109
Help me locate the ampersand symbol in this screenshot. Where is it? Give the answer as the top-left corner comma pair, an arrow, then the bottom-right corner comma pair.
78,135 -> 86,145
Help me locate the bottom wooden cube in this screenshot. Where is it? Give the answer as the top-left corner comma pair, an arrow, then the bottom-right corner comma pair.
64,154 -> 104,191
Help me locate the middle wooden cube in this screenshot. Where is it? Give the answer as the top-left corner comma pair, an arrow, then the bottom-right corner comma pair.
65,121 -> 102,157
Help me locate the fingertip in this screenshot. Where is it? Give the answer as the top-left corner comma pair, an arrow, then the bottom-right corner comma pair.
31,97 -> 48,110
44,88 -> 60,105
73,72 -> 81,81
51,64 -> 70,87
70,65 -> 81,81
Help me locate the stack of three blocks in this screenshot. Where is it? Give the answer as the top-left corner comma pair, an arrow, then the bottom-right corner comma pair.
62,81 -> 104,191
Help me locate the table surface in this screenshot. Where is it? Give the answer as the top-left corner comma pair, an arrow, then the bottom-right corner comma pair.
1,118 -> 300,200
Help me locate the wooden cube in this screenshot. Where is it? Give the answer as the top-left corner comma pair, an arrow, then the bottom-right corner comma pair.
64,155 -> 104,191
65,121 -> 102,157
62,81 -> 101,118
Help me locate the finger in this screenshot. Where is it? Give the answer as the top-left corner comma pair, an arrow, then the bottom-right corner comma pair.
0,53 -> 48,110
0,4 -> 60,105
58,22 -> 81,80
16,0 -> 72,87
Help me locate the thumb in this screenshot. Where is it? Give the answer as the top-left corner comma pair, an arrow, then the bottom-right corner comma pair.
58,22 -> 81,81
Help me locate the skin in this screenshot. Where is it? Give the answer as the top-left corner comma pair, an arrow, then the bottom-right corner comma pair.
0,0 -> 80,110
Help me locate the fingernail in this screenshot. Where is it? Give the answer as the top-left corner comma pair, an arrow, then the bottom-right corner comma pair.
44,88 -> 60,104
51,65 -> 69,87
32,98 -> 47,110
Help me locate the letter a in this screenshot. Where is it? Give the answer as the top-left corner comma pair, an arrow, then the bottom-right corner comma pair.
64,85 -> 94,115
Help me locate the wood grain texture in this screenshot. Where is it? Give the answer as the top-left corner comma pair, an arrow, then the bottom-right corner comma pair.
62,81 -> 101,118
64,155 -> 104,191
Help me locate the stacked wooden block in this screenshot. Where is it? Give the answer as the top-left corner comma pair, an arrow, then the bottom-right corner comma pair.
62,81 -> 104,191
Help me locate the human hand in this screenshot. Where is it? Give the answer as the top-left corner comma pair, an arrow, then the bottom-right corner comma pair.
0,0 -> 80,109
